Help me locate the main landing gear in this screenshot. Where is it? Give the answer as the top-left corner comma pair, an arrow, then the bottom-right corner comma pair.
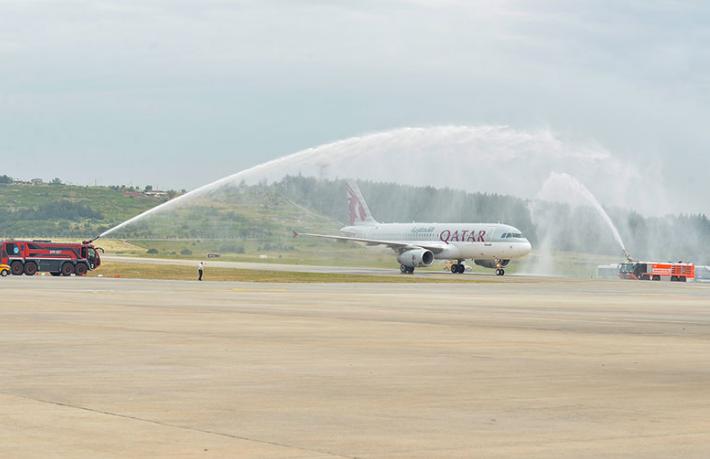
400,264 -> 415,274
495,268 -> 506,276
450,262 -> 465,274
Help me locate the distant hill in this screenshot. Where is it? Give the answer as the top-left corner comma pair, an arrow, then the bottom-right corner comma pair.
0,183 -> 165,238
1,177 -> 708,264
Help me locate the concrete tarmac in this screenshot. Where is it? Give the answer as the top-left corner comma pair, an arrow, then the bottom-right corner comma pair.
1,276 -> 710,458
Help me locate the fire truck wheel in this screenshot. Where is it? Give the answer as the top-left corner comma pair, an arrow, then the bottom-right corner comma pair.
75,263 -> 88,276
10,261 -> 24,276
23,261 -> 38,276
61,262 -> 75,277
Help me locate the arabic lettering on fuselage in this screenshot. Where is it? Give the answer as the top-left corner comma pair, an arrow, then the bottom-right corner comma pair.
411,227 -> 435,233
439,229 -> 486,243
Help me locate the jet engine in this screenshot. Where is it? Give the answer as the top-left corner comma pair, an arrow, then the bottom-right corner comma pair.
474,259 -> 510,269
397,248 -> 434,268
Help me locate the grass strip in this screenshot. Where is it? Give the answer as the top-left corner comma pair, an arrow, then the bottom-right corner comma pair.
89,261 -> 488,283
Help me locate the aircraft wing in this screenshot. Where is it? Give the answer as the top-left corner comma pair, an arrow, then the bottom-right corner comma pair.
294,231 -> 448,254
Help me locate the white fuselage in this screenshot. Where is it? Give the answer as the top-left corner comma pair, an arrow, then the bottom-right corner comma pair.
341,222 -> 532,261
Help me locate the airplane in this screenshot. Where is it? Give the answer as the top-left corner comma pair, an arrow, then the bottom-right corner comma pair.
295,182 -> 532,275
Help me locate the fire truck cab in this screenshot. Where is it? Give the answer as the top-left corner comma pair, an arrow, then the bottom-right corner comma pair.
0,240 -> 102,276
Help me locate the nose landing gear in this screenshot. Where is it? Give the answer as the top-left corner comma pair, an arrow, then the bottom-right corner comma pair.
495,268 -> 505,276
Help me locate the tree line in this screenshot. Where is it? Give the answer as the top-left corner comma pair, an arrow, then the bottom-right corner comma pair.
1,173 -> 708,264
274,176 -> 710,264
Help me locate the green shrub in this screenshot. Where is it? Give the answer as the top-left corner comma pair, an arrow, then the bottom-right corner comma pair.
219,243 -> 245,254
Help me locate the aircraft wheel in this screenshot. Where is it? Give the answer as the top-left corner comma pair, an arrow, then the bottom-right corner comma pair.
458,264 -> 466,274
401,264 -> 408,274
407,267 -> 415,274
450,264 -> 458,274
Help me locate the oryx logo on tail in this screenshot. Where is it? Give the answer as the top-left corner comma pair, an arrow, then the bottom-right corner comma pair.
346,181 -> 377,226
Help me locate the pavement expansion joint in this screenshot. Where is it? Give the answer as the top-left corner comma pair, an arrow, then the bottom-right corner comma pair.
6,392 -> 360,459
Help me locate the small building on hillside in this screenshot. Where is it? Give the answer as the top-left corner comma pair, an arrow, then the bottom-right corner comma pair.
30,178 -> 44,185
144,190 -> 169,198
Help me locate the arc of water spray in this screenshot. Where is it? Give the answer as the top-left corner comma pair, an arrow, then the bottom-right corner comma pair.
94,148 -> 325,241
536,172 -> 631,259
95,128 -> 428,240
94,126 -> 637,243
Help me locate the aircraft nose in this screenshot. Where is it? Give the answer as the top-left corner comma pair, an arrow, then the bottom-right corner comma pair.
521,239 -> 532,255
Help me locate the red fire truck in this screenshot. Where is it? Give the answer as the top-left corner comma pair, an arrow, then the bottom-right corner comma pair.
618,261 -> 695,282
0,240 -> 102,276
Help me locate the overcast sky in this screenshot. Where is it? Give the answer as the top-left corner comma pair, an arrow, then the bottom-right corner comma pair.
1,1 -> 708,212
